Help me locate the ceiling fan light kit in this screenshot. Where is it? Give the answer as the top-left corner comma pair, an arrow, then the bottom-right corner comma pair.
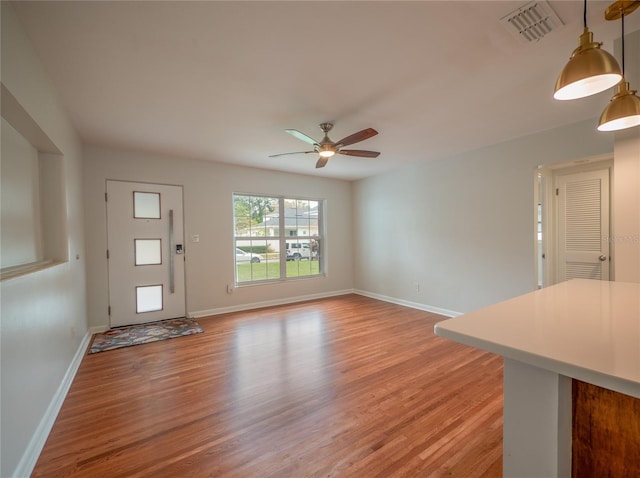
318,148 -> 335,158
554,0 -> 640,131
270,122 -> 380,169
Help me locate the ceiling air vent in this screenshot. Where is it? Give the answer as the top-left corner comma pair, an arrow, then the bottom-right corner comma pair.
500,1 -> 564,44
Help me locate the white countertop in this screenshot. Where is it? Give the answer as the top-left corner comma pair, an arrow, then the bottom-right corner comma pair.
434,279 -> 640,399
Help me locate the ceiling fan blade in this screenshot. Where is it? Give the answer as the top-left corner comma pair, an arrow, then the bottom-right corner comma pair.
269,151 -> 315,158
285,129 -> 318,145
335,128 -> 378,147
315,156 -> 329,169
338,149 -> 380,158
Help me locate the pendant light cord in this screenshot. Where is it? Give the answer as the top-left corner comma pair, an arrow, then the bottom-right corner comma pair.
621,11 -> 625,75
583,0 -> 587,28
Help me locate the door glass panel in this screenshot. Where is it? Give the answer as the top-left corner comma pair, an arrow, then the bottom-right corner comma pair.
134,192 -> 161,219
136,285 -> 163,313
135,239 -> 162,265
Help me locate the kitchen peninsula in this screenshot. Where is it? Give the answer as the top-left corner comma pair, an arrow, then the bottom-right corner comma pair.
434,279 -> 640,477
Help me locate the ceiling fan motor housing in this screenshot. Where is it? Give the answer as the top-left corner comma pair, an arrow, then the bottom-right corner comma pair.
319,122 -> 334,134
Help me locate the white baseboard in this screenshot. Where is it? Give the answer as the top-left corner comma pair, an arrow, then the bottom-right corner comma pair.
12,328 -> 93,478
190,289 -> 355,318
190,288 -> 461,319
353,289 -> 462,318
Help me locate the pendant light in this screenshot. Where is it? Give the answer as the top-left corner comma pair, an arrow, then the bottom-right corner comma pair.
598,1 -> 640,131
554,0 -> 622,100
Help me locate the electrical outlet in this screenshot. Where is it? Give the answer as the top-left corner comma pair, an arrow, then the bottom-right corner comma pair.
413,281 -> 420,293
227,284 -> 234,294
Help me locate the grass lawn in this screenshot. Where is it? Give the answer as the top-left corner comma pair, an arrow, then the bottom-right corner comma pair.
236,259 -> 320,282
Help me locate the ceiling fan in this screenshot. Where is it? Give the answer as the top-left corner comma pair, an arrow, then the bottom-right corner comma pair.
269,123 -> 380,168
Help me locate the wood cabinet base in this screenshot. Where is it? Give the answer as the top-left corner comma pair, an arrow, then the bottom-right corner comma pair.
573,379 -> 640,477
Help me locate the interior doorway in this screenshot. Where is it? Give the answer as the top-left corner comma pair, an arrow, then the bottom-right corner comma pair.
535,156 -> 613,288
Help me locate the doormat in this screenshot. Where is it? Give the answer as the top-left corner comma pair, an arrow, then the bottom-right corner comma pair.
88,318 -> 203,354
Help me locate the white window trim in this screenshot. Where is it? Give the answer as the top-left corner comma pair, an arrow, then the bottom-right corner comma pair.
233,194 -> 324,285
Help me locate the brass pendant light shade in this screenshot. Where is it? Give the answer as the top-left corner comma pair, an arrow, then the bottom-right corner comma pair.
597,0 -> 640,131
553,0 -> 640,131
597,81 -> 640,130
553,28 -> 622,100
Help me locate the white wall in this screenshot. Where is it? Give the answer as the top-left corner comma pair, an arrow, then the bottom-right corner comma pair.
353,119 -> 613,314
612,29 -> 640,283
0,3 -> 87,477
613,129 -> 640,282
83,145 -> 354,328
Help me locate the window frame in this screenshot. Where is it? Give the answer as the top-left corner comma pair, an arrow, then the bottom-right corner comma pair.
233,193 -> 325,286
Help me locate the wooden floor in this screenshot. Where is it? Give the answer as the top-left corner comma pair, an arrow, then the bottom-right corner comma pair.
33,295 -> 503,477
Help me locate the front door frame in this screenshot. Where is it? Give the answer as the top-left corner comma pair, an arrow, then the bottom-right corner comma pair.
106,179 -> 187,327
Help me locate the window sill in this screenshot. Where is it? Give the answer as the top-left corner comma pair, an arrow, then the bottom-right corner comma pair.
0,260 -> 65,281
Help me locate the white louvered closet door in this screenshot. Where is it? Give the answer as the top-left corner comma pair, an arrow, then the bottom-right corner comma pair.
557,169 -> 610,282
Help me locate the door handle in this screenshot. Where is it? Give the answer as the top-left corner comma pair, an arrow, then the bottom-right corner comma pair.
599,255 -> 607,261
169,209 -> 175,293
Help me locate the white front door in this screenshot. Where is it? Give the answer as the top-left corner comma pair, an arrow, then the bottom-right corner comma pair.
557,169 -> 610,282
106,180 -> 186,327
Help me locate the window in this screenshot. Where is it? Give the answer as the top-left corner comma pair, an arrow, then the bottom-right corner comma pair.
136,285 -> 163,313
233,194 -> 323,284
133,191 -> 161,219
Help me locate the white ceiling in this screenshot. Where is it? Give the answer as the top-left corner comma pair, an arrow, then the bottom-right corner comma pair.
10,1 -> 640,181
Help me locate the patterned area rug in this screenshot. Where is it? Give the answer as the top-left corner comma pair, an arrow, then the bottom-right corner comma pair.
89,317 -> 203,354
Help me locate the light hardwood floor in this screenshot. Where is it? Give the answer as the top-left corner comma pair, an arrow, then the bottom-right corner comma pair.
33,295 -> 503,477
